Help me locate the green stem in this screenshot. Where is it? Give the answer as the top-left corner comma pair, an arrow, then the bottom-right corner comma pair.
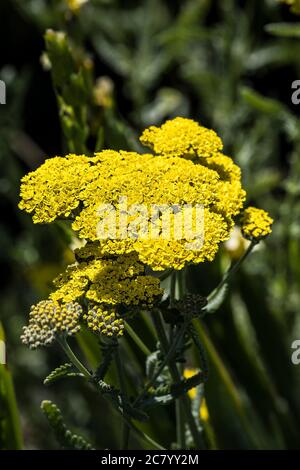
208,240 -> 257,301
172,271 -> 186,449
124,417 -> 166,450
58,337 -> 91,378
170,271 -> 177,307
152,312 -> 204,449
157,268 -> 173,281
176,372 -> 186,448
58,337 -> 164,450
189,325 -> 209,381
177,269 -> 186,298
134,320 -> 187,405
192,319 -> 261,448
94,340 -> 117,381
115,349 -> 131,450
125,322 -> 151,356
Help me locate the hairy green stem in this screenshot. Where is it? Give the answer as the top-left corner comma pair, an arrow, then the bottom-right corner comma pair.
134,319 -> 187,406
58,337 -> 164,450
173,270 -> 186,448
58,337 -> 91,378
94,343 -> 116,381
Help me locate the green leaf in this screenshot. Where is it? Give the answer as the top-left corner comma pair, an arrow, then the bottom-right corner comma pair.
44,30 -> 93,153
240,87 -> 284,115
204,283 -> 228,314
265,22 -> 300,38
41,400 -> 94,450
44,30 -> 76,89
0,323 -> 23,450
44,363 -> 83,386
192,320 -> 262,448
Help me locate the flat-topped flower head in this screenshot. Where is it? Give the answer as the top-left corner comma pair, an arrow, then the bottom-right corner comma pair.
21,300 -> 82,349
19,118 -> 247,270
140,117 -> 223,159
240,207 -> 273,241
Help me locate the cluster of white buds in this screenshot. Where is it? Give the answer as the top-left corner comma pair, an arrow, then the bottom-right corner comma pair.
21,300 -> 82,349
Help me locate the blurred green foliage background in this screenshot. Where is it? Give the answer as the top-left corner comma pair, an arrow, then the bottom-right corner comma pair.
1,0 -> 300,449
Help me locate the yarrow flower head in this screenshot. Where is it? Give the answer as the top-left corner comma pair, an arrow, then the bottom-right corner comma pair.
21,300 -> 82,349
18,117 -> 273,348
19,118 -> 246,271
140,117 -> 223,159
21,250 -> 163,347
240,207 -> 273,241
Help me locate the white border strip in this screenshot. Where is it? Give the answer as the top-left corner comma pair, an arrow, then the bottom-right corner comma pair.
0,340 -> 6,365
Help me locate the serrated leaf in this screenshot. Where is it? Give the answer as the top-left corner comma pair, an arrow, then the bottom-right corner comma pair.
44,363 -> 83,386
41,400 -> 94,450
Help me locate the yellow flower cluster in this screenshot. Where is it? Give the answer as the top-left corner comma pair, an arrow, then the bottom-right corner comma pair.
84,306 -> 124,337
240,207 -> 273,241
140,117 -> 223,159
50,249 -> 163,307
279,0 -> 300,14
21,300 -> 81,349
19,118 -> 246,271
19,154 -> 93,223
